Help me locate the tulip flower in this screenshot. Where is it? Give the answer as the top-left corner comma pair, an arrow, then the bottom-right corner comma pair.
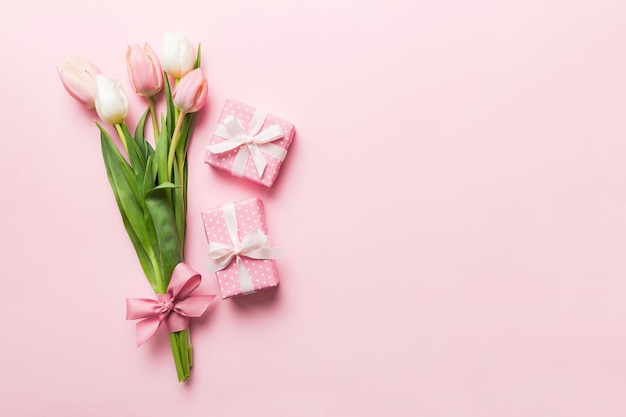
161,32 -> 195,78
126,43 -> 163,97
172,69 -> 208,114
57,57 -> 102,108
60,33 -> 210,383
167,69 -> 208,175
94,75 -> 129,125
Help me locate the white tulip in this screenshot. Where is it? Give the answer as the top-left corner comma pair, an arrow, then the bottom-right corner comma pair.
94,75 -> 129,125
161,32 -> 195,79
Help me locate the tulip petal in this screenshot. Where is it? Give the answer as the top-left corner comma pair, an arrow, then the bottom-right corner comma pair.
57,57 -> 101,108
172,69 -> 208,113
126,43 -> 163,97
94,75 -> 129,125
162,32 -> 195,78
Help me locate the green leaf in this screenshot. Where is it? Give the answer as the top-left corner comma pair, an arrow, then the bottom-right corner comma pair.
142,156 -> 156,192
134,108 -> 154,159
146,185 -> 182,289
118,202 -> 157,291
172,158 -> 185,256
182,160 -> 188,228
164,74 -> 175,140
174,112 -> 194,256
176,113 -> 194,156
142,157 -> 161,290
134,108 -> 149,144
97,124 -> 140,201
121,121 -> 146,177
155,114 -> 171,188
195,43 -> 201,68
152,182 -> 180,191
98,125 -> 159,291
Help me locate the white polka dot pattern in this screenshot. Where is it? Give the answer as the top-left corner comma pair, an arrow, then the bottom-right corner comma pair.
204,99 -> 295,188
201,198 -> 279,299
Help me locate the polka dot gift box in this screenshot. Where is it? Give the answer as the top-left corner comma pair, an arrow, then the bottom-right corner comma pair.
202,198 -> 282,299
204,99 -> 295,187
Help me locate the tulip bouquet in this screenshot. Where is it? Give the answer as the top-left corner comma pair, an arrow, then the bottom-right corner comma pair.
58,33 -> 211,382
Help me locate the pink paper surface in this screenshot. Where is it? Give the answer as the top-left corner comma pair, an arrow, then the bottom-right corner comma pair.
3,1 -> 626,416
204,99 -> 295,187
202,198 -> 279,298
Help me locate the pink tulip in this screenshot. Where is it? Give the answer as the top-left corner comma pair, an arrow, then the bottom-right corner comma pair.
172,69 -> 208,113
126,43 -> 163,97
57,57 -> 102,108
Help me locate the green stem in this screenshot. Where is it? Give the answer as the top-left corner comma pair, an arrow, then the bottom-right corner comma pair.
167,112 -> 186,180
187,330 -> 193,367
114,123 -> 129,156
169,332 -> 186,382
177,153 -> 185,187
148,97 -> 160,145
173,78 -> 180,124
167,330 -> 191,382
176,151 -> 186,255
179,330 -> 190,380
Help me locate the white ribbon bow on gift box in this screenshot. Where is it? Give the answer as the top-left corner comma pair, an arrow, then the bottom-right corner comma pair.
206,203 -> 282,295
205,110 -> 287,177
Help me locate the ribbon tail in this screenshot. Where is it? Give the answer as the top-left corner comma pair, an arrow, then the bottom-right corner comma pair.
249,144 -> 268,177
231,146 -> 250,177
165,314 -> 190,334
237,258 -> 256,295
245,246 -> 283,260
206,140 -> 243,154
206,256 -> 235,273
259,143 -> 288,161
135,316 -> 163,347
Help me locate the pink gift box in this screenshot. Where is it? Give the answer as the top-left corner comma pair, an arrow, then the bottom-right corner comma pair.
201,198 -> 281,299
204,99 -> 295,188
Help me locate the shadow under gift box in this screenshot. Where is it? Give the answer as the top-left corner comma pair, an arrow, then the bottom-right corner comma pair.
201,198 -> 281,299
204,99 -> 295,188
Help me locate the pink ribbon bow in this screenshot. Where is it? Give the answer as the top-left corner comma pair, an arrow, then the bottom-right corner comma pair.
126,262 -> 215,347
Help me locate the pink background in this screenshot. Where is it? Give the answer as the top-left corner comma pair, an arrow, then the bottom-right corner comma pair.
2,0 -> 626,415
